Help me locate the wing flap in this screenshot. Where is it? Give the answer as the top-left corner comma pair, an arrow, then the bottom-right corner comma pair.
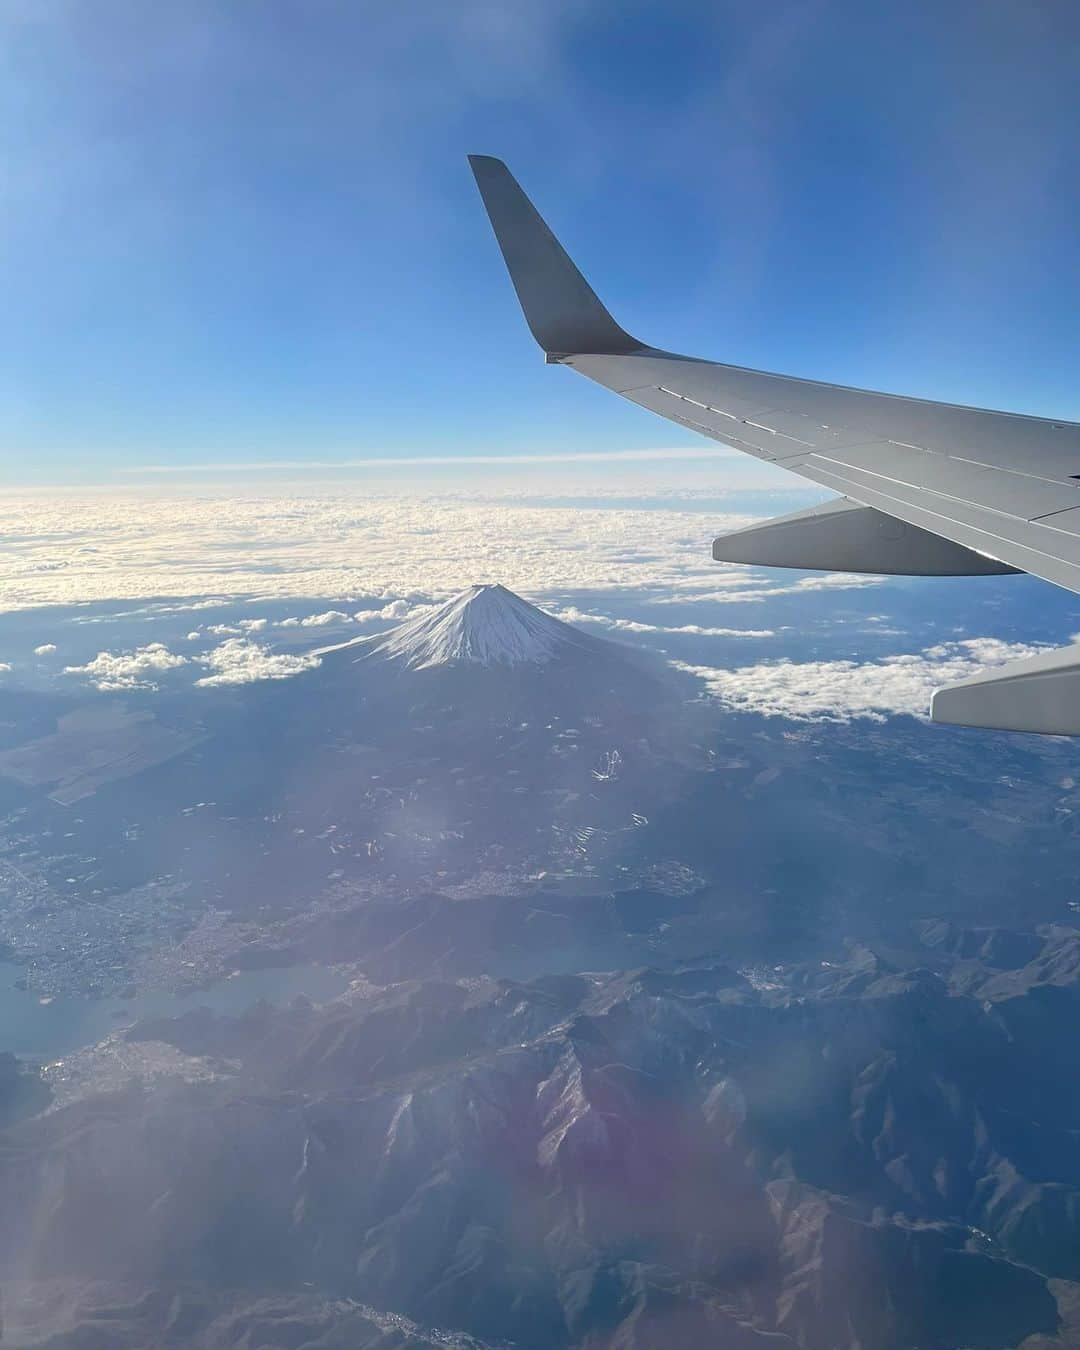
713,498 -> 1018,576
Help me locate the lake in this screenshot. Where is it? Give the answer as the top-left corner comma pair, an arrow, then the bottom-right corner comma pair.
0,961 -> 351,1060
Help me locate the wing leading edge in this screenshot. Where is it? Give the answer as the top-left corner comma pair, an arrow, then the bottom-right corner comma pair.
469,155 -> 1080,736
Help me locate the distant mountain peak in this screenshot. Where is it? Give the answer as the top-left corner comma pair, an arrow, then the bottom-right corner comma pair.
361,584 -> 604,671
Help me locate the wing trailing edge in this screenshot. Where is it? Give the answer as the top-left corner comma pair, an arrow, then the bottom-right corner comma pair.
713,498 -> 1018,576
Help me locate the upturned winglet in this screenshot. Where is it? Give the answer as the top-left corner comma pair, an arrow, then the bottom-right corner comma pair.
468,155 -> 642,358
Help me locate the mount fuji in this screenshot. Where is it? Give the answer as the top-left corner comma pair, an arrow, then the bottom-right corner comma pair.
318,583 -> 629,674
309,582 -> 673,724
359,583 -> 609,669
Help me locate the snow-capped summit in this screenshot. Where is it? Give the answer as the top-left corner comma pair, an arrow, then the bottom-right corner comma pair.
360,584 -> 606,671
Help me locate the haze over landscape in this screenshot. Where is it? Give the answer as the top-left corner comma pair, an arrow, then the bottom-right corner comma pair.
3,484 -> 1080,1346
4,2 -> 1080,1347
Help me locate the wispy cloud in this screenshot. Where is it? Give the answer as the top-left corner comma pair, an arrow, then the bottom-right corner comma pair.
553,606 -> 776,639
644,573 -> 885,605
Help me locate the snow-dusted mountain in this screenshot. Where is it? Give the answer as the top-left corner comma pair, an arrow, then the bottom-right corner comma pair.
311,580 -> 675,738
354,583 -> 614,670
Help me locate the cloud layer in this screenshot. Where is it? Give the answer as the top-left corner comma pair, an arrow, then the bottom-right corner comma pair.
0,490 -> 846,613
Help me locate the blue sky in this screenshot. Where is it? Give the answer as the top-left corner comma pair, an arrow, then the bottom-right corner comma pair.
3,1 -> 1080,484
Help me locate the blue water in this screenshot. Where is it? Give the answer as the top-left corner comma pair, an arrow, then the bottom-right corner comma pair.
0,961 -> 350,1060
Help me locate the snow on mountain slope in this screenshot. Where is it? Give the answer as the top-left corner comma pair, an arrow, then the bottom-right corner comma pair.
360,584 -> 607,670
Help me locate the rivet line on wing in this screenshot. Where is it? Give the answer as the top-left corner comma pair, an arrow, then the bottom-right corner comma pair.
657,385 -> 739,421
656,386 -> 814,446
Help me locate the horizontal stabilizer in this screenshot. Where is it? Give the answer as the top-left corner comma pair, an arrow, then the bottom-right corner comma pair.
932,643 -> 1080,736
712,498 -> 1019,576
468,155 -> 642,357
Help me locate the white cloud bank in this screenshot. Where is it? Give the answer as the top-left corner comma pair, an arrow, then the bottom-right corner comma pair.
65,643 -> 189,691
195,639 -> 322,687
33,643 -> 57,655
678,638 -> 1050,724
0,491 -> 828,613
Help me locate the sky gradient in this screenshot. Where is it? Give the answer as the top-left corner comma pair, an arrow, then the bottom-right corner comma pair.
3,0 -> 1080,483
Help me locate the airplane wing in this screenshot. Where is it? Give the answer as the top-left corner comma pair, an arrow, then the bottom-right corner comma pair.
469,154 -> 1080,736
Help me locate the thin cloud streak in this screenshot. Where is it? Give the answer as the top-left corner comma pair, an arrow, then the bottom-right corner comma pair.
122,448 -> 736,474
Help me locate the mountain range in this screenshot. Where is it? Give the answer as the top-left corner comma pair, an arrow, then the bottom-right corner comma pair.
3,922 -> 1079,1347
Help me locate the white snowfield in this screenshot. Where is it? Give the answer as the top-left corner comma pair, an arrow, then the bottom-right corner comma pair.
362,583 -> 604,670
